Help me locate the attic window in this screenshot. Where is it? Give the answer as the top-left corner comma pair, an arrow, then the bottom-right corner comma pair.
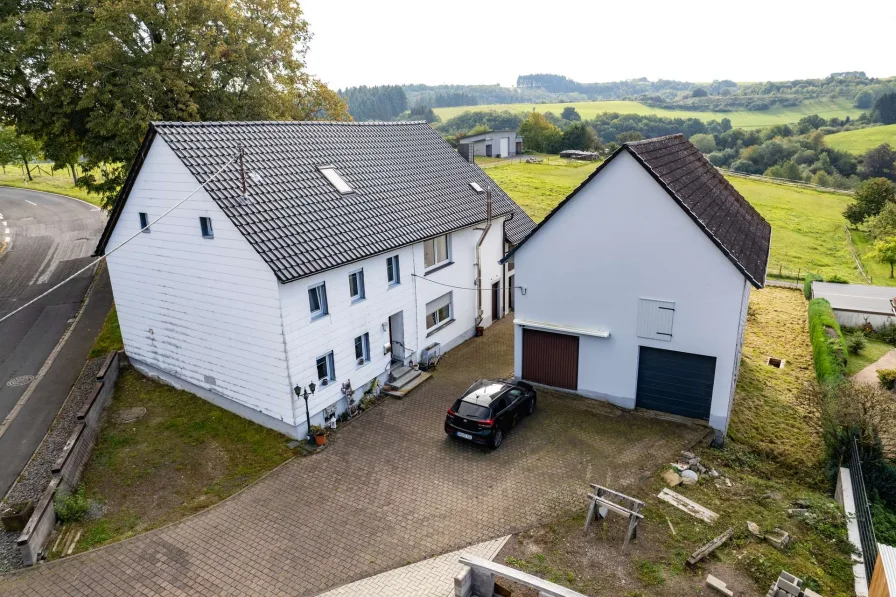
469,182 -> 484,193
319,166 -> 353,194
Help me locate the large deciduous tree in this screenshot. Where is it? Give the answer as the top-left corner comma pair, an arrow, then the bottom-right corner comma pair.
0,0 -> 349,207
874,93 -> 896,125
843,178 -> 896,226
518,112 -> 562,154
0,127 -> 41,179
867,237 -> 896,278
859,144 -> 896,181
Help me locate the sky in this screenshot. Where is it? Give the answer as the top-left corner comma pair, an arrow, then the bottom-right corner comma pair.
301,0 -> 896,89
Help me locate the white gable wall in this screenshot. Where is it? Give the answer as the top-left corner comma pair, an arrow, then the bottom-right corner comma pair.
105,138 -> 296,432
512,151 -> 749,433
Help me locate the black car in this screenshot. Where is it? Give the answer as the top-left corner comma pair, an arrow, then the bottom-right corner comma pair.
445,379 -> 536,449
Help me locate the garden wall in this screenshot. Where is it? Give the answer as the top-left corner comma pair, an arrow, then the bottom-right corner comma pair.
16,351 -> 120,566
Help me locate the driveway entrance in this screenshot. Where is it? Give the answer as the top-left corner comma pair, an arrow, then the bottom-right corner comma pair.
0,318 -> 704,597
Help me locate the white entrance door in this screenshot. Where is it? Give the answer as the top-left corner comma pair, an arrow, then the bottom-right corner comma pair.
500,137 -> 509,157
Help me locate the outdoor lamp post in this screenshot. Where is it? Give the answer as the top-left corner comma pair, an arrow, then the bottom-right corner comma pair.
294,382 -> 315,442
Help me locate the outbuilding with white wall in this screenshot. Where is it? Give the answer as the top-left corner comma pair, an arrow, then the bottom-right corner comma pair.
502,134 -> 772,440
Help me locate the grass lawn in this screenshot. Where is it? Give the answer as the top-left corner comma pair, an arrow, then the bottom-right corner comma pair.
851,228 -> 896,286
55,367 -> 298,555
0,165 -> 104,206
89,305 -> 123,358
485,156 -> 861,281
500,287 -> 854,596
826,123 -> 896,155
845,336 -> 892,376
434,98 -> 862,129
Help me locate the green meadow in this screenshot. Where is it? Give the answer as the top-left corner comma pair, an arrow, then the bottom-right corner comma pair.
825,123 -> 896,154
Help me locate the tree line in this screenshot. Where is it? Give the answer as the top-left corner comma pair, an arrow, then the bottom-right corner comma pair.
0,0 -> 349,208
339,86 -> 408,121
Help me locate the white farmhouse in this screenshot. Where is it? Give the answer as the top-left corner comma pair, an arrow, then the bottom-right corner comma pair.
95,121 -> 534,439
503,135 -> 771,440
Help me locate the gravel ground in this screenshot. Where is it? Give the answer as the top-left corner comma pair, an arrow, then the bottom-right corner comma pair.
0,356 -> 106,573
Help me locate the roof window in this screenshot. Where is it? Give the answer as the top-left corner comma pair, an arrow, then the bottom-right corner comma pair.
318,166 -> 353,194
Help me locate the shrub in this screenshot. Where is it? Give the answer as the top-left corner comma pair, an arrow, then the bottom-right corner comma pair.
54,488 -> 91,523
808,298 -> 847,383
826,274 -> 848,283
873,322 -> 896,345
804,273 -> 823,300
879,369 -> 896,390
847,332 -> 868,355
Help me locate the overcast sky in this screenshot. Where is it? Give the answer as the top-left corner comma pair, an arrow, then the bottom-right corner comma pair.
302,0 -> 896,89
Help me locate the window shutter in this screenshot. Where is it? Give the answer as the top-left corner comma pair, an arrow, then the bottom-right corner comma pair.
637,299 -> 675,341
426,292 -> 452,314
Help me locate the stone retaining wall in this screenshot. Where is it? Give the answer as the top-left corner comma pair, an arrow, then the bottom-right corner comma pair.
16,351 -> 120,567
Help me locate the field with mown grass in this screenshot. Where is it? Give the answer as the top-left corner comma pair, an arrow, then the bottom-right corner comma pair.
434,98 -> 862,129
826,123 -> 896,155
485,157 -> 864,282
0,164 -> 103,206
850,229 -> 896,286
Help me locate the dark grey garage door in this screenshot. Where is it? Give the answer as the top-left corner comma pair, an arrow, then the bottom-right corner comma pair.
636,347 -> 716,420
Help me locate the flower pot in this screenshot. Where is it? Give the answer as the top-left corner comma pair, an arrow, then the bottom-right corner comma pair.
1,501 -> 34,533
314,433 -> 327,446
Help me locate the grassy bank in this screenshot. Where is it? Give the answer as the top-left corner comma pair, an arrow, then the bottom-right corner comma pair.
88,306 -> 123,358
826,124 -> 896,155
435,98 -> 862,129
0,166 -> 103,206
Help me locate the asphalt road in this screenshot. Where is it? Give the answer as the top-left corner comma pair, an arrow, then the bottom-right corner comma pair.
0,188 -> 110,499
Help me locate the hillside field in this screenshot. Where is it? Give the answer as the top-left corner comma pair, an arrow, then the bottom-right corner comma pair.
826,123 -> 896,154
484,158 -> 871,283
435,98 -> 862,129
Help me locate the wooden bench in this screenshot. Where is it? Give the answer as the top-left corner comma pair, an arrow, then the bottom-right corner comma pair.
456,554 -> 588,597
583,484 -> 644,551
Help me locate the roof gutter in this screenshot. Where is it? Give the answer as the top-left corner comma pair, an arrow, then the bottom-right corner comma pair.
474,186 -> 493,327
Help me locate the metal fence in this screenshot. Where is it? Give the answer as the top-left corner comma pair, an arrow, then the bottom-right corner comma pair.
766,264 -> 807,282
850,435 -> 878,582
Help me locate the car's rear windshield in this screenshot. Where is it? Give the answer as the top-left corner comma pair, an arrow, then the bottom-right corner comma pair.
453,400 -> 490,419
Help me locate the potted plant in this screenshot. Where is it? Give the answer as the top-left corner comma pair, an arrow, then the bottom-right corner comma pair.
310,425 -> 327,446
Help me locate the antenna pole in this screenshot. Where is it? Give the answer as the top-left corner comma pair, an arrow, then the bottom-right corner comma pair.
239,143 -> 247,196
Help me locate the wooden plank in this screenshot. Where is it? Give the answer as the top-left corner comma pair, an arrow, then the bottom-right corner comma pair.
587,494 -> 643,519
458,555 -> 588,597
657,488 -> 718,524
688,528 -> 734,565
590,484 -> 645,508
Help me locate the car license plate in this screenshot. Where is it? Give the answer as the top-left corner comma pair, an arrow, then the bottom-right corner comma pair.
457,431 -> 473,440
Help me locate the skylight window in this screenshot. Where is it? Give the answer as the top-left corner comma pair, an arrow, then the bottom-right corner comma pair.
469,182 -> 484,193
319,166 -> 353,194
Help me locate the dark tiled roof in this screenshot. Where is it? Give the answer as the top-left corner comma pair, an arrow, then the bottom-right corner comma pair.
96,121 -> 535,282
503,134 -> 771,288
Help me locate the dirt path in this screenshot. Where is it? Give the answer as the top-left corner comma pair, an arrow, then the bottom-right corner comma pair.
854,349 -> 896,386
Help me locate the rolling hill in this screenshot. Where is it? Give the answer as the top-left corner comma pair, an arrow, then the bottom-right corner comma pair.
825,123 -> 896,154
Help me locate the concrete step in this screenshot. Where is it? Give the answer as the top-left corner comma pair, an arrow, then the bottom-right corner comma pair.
385,371 -> 432,399
389,365 -> 413,381
390,368 -> 421,390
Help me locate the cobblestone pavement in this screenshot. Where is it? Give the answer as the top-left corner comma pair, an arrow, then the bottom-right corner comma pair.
317,536 -> 509,597
0,317 -> 705,596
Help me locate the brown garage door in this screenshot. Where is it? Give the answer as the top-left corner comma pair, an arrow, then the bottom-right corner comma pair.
522,328 -> 579,390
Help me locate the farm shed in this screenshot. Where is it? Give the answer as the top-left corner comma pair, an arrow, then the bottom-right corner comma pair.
811,281 -> 896,329
503,134 -> 771,441
457,130 -> 523,158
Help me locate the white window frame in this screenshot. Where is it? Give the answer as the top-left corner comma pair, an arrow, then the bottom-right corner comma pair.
308,282 -> 328,319
386,255 -> 400,285
354,332 -> 370,365
139,212 -> 150,233
315,351 -> 336,386
424,234 -> 450,270
426,292 -> 453,331
199,216 -> 214,239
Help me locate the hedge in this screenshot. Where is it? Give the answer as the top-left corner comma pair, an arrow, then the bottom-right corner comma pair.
808,298 -> 848,383
804,273 -> 823,300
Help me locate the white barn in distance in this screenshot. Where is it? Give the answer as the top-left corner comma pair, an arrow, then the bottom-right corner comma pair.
457,130 -> 523,158
95,121 -> 535,439
503,135 -> 772,441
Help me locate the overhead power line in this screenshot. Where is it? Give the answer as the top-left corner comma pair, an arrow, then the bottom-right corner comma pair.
0,152 -> 241,325
410,273 -> 527,295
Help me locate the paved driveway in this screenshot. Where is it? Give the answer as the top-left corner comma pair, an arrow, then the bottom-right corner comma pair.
0,318 -> 705,596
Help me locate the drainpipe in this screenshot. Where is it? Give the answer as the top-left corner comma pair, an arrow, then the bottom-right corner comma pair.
475,187 -> 492,327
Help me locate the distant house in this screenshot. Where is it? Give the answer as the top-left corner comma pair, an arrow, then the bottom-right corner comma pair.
812,282 -> 896,329
502,134 -> 772,440
95,121 -> 534,439
458,130 -> 523,158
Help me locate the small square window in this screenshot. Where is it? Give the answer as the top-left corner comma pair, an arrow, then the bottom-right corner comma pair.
309,282 -> 328,318
348,269 -> 365,301
139,212 -> 150,233
387,255 -> 400,285
354,333 -> 370,364
316,352 -> 336,385
199,217 -> 214,239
